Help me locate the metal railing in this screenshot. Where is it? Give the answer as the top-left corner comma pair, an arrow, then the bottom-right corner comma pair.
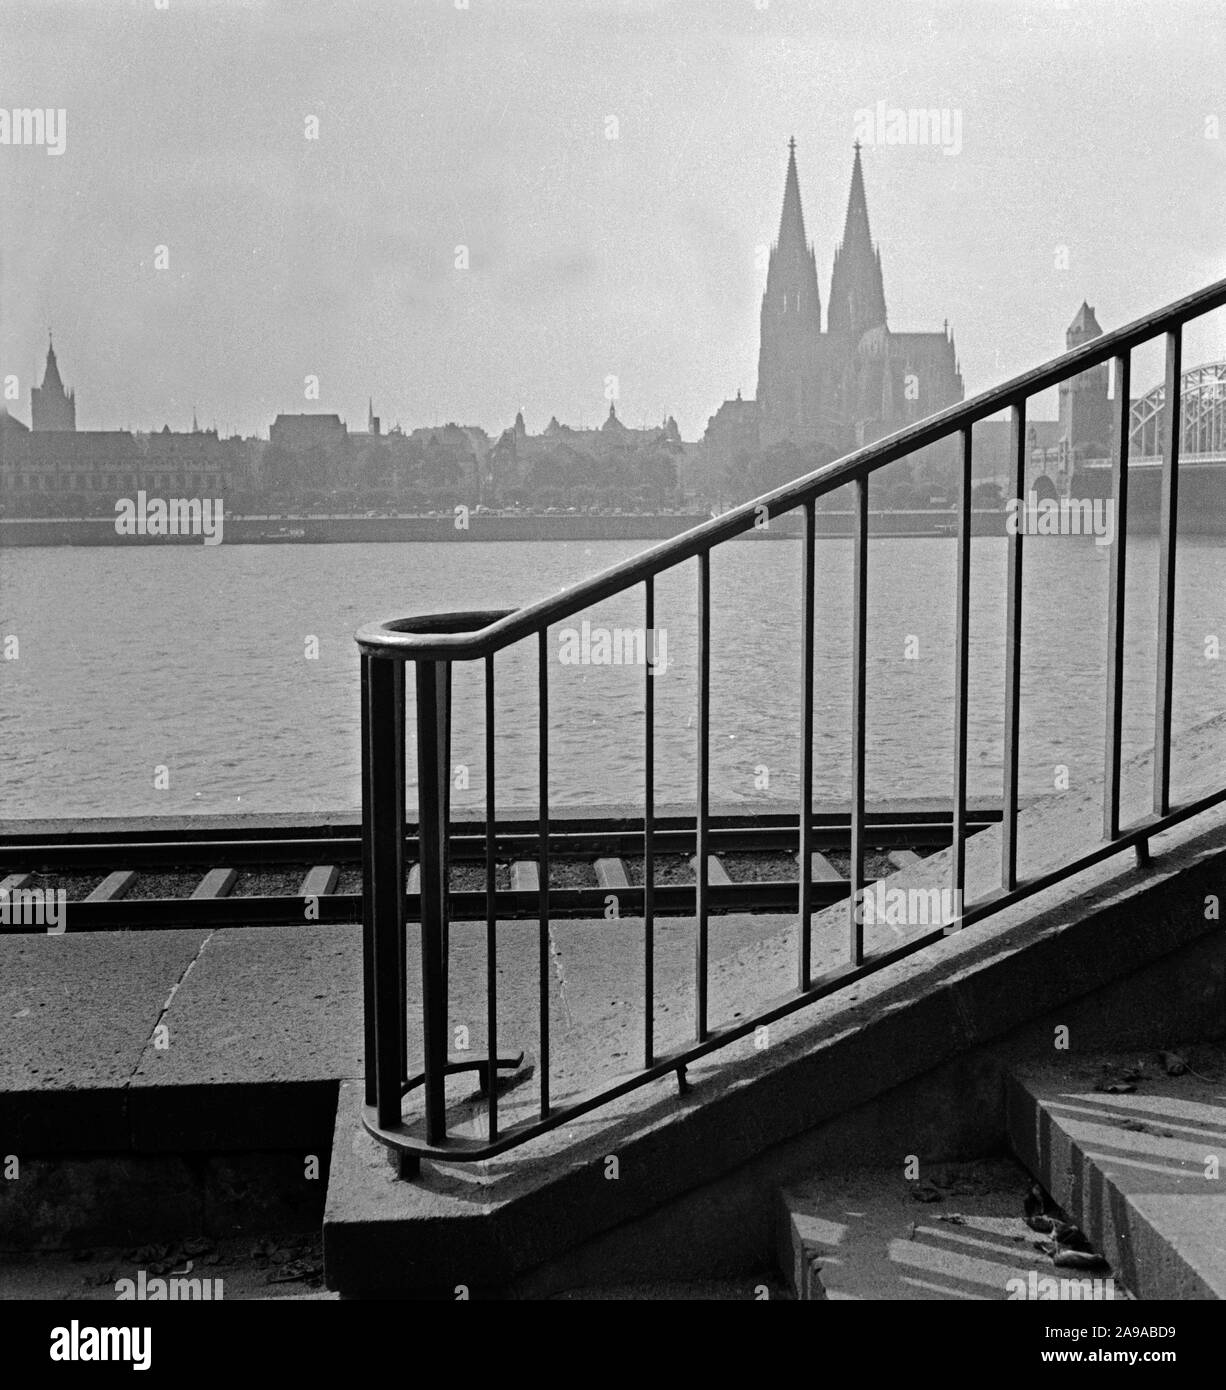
356,278 -> 1226,1173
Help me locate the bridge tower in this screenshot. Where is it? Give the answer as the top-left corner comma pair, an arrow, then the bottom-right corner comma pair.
1059,303 -> 1112,459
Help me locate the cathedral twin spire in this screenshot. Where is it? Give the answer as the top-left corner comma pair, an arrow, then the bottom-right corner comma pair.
776,136 -> 808,253
765,135 -> 821,323
827,141 -> 888,340
755,138 -> 962,451
765,138 -> 889,341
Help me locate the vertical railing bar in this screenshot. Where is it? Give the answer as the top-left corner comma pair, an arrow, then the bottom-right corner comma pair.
439,662 -> 453,1108
696,551 -> 710,1041
644,577 -> 655,1069
484,652 -> 498,1143
799,499 -> 815,987
537,629 -> 550,1118
1154,327 -> 1181,817
1103,352 -> 1131,841
1002,399 -> 1026,891
359,653 -> 377,1107
415,660 -> 450,1146
849,477 -> 867,966
368,656 -> 407,1133
402,654 -> 422,1087
951,427 -> 972,926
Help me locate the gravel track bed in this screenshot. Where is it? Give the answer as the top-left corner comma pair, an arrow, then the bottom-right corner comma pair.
719,852 -> 798,883
822,849 -> 897,879
625,855 -> 694,886
19,871 -> 102,901
449,863 -> 513,892
233,865 -> 315,896
129,868 -> 211,899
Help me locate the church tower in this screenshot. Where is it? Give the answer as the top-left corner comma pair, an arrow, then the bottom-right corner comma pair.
827,144 -> 888,343
31,336 -> 76,432
1059,303 -> 1112,457
756,138 -> 826,447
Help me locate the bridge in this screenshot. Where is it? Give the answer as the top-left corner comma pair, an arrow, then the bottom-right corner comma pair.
1130,359 -> 1226,460
1045,359 -> 1226,525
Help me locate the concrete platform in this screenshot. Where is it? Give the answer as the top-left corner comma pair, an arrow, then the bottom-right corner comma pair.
0,905 -> 791,1162
1008,1050 -> 1226,1300
0,929 -> 209,1150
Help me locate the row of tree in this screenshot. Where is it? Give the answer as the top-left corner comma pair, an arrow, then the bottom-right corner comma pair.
517,445 -> 679,509
712,441 -> 966,510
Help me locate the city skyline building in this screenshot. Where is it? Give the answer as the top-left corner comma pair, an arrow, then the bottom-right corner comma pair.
30,336 -> 76,433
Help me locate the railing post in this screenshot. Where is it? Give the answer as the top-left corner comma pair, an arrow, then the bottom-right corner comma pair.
644,578 -> 656,1067
359,652 -> 378,1108
696,551 -> 711,1040
1103,352 -> 1130,840
1154,328 -> 1182,817
951,427 -> 972,928
1002,400 -> 1026,890
484,654 -> 499,1144
799,499 -> 815,984
537,631 -> 551,1118
366,654 -> 407,1133
849,476 -> 868,965
415,659 -> 452,1147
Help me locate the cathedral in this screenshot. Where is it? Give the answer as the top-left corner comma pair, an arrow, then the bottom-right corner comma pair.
706,140 -> 963,471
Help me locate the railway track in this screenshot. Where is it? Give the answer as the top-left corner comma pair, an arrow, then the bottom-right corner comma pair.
0,806 -> 1001,932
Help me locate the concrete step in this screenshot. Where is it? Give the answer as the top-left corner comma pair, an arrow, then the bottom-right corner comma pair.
777,1158 -> 1126,1301
1007,1050 -> 1226,1300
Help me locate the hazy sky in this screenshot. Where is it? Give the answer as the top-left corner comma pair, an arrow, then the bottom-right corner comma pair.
2,0 -> 1224,439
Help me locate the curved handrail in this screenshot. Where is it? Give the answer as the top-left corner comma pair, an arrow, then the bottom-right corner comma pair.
356,275 -> 1226,662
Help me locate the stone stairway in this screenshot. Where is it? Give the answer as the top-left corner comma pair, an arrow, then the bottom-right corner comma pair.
776,1047 -> 1226,1300
777,1157 -> 1128,1301
1007,1050 -> 1226,1301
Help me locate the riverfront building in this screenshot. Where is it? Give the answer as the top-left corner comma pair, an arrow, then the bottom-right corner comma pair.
0,343 -> 253,504
30,336 -> 76,432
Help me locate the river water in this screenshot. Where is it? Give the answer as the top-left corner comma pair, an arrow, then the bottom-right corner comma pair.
2,535 -> 1223,820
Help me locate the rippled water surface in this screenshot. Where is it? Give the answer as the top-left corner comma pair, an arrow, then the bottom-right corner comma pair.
2,535 -> 1224,819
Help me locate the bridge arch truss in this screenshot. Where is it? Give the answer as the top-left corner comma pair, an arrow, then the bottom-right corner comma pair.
1129,360 -> 1226,458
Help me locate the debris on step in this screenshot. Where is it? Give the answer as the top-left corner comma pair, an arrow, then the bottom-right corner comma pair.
1054,1250 -> 1110,1272
909,1180 -> 944,1203
1119,1118 -> 1175,1138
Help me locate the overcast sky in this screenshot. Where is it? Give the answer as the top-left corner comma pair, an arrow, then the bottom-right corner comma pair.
2,0 -> 1224,439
